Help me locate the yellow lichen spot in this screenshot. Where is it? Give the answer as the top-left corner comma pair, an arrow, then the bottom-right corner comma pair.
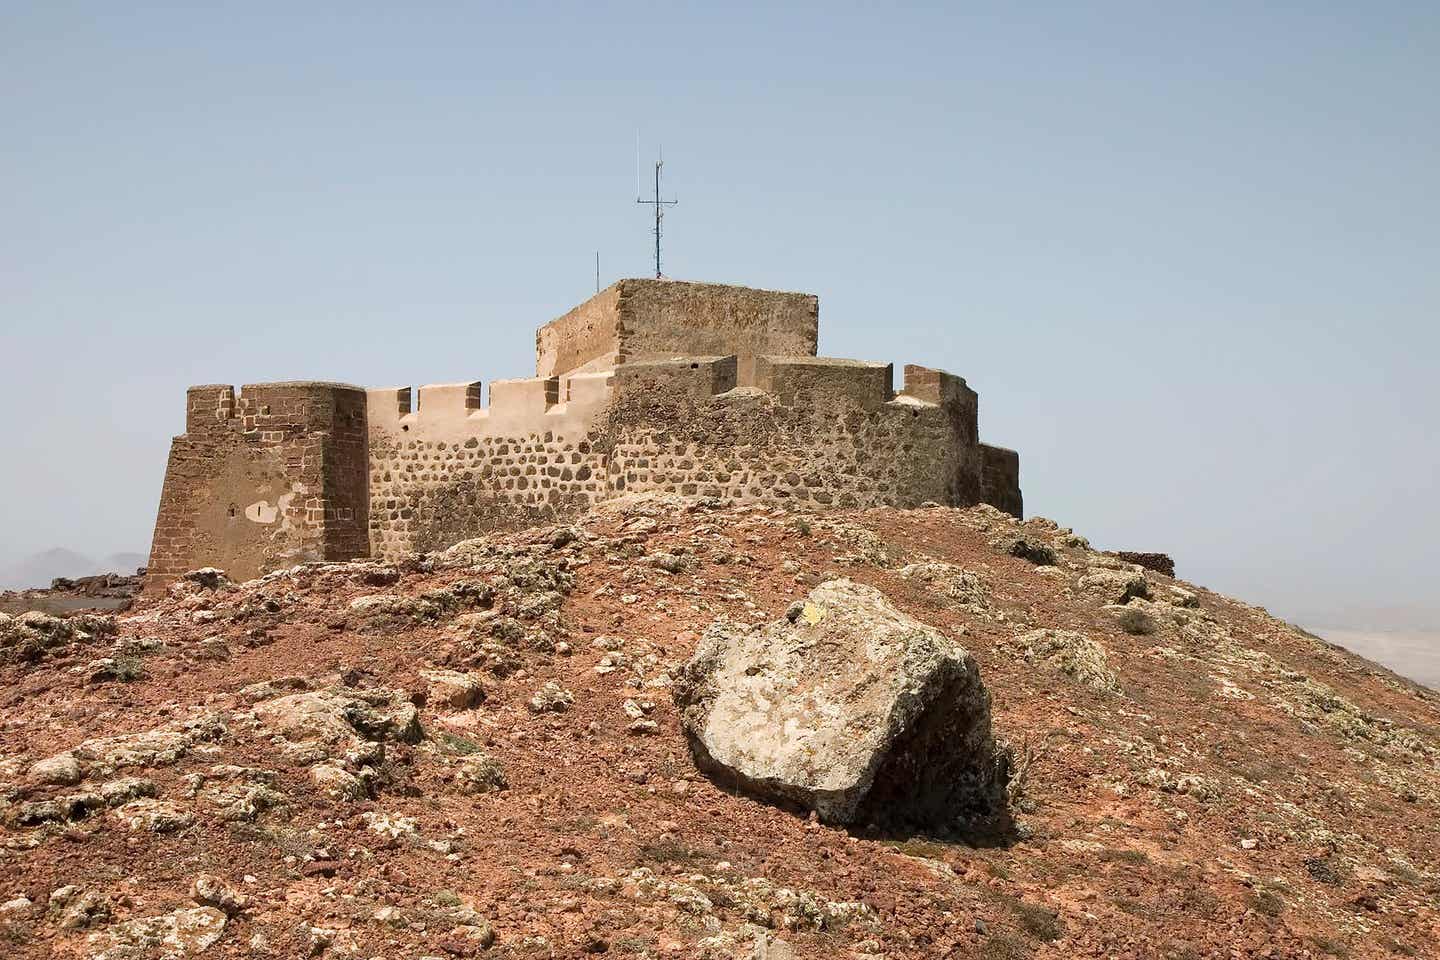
801,603 -> 826,625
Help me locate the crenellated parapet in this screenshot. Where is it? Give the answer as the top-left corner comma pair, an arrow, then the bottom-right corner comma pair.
604,354 -> 991,510
145,279 -> 1022,587
365,371 -> 613,441
362,371 -> 616,556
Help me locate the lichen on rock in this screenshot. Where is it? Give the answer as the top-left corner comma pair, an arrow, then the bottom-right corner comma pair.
1012,629 -> 1119,693
673,578 -> 1009,829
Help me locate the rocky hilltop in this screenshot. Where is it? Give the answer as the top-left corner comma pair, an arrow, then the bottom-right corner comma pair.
1,499 -> 1436,959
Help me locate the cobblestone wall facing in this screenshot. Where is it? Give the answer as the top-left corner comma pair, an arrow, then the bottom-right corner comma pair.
606,357 -> 985,509
364,373 -> 614,557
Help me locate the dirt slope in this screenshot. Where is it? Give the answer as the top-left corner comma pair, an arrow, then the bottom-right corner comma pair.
1,498 -> 1436,959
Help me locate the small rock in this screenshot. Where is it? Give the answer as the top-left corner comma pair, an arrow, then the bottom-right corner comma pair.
528,681 -> 574,714
27,752 -> 83,786
191,873 -> 249,915
453,753 -> 508,794
1078,568 -> 1151,604
420,669 -> 487,710
311,762 -> 371,800
10,800 -> 62,826
182,567 -> 232,589
112,798 -> 194,833
51,887 -> 111,930
306,925 -> 336,955
1013,629 -> 1118,693
57,791 -> 104,820
99,777 -> 158,805
1168,586 -> 1200,609
898,561 -> 990,608
594,653 -> 627,675
1003,537 -> 1056,566
442,922 -> 496,955
651,552 -> 690,574
752,934 -> 796,960
363,810 -> 419,839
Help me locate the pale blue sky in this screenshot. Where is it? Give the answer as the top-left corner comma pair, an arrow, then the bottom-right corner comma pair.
2,3 -> 1437,630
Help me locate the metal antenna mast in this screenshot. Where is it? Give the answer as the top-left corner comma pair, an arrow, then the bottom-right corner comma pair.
635,150 -> 676,278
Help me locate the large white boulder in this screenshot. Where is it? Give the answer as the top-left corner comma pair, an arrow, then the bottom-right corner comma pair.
673,579 -> 1009,828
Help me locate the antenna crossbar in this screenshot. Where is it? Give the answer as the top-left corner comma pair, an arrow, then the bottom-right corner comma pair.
635,155 -> 677,279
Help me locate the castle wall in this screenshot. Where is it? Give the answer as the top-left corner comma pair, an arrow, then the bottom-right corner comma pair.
979,444 -> 1023,517
145,382 -> 369,592
145,281 -> 1021,587
604,358 -> 986,510
361,354 -> 1010,561
534,283 -> 623,380
536,279 -> 819,386
364,372 -> 614,557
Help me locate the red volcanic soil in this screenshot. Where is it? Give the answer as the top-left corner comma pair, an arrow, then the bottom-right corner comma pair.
1,498 -> 1436,959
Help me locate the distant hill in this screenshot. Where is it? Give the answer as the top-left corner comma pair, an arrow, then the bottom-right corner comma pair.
103,552 -> 148,575
0,548 -> 145,590
0,548 -> 99,590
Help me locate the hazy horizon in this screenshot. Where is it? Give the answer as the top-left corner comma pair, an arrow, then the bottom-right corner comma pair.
3,4 -> 1437,639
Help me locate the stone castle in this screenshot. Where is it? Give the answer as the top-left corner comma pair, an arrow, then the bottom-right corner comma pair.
144,279 -> 1022,592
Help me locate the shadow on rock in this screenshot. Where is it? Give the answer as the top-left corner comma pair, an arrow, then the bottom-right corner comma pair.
673,578 -> 1019,842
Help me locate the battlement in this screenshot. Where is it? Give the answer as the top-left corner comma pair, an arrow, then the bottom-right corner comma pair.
901,364 -> 977,407
147,279 -> 1022,588
184,381 -> 366,438
614,354 -> 974,420
366,371 -> 614,440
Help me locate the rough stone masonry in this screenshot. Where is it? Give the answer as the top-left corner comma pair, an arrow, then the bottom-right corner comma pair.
144,279 -> 1022,592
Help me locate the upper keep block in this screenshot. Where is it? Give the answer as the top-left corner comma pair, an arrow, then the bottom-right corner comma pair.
536,278 -> 819,386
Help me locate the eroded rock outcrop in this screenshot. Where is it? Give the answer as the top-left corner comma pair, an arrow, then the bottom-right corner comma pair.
673,578 -> 1008,828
